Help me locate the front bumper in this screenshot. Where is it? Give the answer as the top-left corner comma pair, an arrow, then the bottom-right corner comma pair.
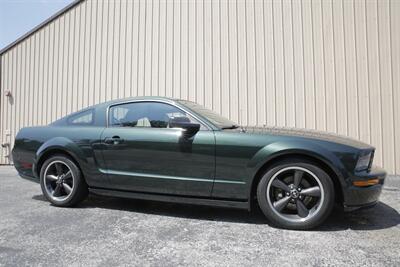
342,166 -> 386,210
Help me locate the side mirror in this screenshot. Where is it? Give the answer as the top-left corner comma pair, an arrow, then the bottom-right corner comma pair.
169,117 -> 200,138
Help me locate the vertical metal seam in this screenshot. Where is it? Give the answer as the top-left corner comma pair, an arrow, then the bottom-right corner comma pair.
150,0 -> 154,96
171,0 -> 175,97
244,0 -> 249,125
310,1 -> 317,129
117,0 -> 122,99
272,0 -> 277,125
137,0 -> 141,96
281,0 -> 286,126
388,0 -> 398,172
157,0 -> 161,97
203,0 -> 205,104
300,0 -> 307,128
164,0 -> 167,96
83,2 -> 88,102
195,0 -> 197,103
130,0 -> 135,97
341,0 -> 349,136
236,0 -> 240,123
111,0 -> 116,99
51,19 -> 56,121
331,0 -> 338,133
376,0 -> 385,168
320,0 -> 327,131
46,24 -> 51,124
179,0 -> 182,99
290,0 -> 296,127
253,0 -> 258,125
262,0 -> 267,126
187,0 -> 190,100
219,0 -> 222,114
211,0 -> 214,109
143,0 -> 148,96
353,0 -> 360,139
76,6 -> 81,110
227,0 -> 231,119
70,9 -> 76,114
94,0 -> 99,103
364,0 -> 371,144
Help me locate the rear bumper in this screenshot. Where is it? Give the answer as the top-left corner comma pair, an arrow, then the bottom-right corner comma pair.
342,166 -> 386,210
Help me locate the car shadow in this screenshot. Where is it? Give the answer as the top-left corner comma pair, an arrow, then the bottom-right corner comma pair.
32,193 -> 399,231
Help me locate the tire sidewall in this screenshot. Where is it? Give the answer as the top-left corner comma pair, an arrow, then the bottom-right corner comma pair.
40,155 -> 83,207
257,160 -> 335,230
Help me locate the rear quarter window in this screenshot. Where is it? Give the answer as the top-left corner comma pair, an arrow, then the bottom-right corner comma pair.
67,109 -> 94,125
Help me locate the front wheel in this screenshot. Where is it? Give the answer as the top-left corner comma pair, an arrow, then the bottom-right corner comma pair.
257,159 -> 335,230
40,155 -> 88,207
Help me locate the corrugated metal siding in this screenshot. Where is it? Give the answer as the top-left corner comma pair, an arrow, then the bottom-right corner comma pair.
0,0 -> 399,174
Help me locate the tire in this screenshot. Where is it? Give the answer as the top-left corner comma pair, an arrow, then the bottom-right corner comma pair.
257,158 -> 334,230
40,155 -> 88,207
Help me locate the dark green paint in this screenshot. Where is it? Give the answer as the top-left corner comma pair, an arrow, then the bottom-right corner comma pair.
12,97 -> 386,209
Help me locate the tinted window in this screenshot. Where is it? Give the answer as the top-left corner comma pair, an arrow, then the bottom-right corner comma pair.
68,110 -> 94,125
177,100 -> 237,128
109,102 -> 204,129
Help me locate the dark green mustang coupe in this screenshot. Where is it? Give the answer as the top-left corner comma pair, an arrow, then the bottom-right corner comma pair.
12,97 -> 386,229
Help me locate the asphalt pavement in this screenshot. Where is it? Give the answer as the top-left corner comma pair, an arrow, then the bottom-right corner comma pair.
0,166 -> 399,266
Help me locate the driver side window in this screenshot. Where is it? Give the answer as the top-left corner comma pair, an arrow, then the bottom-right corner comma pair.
109,101 -> 205,129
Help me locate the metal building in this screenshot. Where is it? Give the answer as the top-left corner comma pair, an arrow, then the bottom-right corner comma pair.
0,0 -> 399,174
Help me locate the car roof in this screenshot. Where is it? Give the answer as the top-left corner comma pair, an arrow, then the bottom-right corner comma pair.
94,96 -> 179,108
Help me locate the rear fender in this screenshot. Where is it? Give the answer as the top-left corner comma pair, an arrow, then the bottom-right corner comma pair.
34,137 -> 88,178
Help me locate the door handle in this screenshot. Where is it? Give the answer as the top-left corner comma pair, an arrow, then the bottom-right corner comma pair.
104,136 -> 124,145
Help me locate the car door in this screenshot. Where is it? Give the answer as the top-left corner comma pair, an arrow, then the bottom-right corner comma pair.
100,101 -> 216,197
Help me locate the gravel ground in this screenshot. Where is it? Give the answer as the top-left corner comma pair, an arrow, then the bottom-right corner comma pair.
0,166 -> 399,266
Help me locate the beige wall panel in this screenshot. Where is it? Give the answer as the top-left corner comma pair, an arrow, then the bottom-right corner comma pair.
204,0 -> 212,109
0,55 -> 4,163
312,0 -> 327,131
150,0 -> 160,97
332,0 -> 348,136
254,0 -> 266,126
322,0 -> 337,134
282,0 -> 295,128
227,0 -> 238,122
343,0 -> 359,140
378,0 -> 395,172
211,0 -> 221,114
264,0 -> 276,126
1,0 -> 399,173
245,0 -> 257,126
195,0 -> 204,105
173,0 -> 181,99
354,0 -> 370,145
292,0 -> 305,129
391,0 -> 400,174
302,0 -> 316,130
366,0 -> 383,166
273,1 -> 285,127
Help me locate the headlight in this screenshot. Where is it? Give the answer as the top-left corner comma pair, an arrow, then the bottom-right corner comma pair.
355,152 -> 373,171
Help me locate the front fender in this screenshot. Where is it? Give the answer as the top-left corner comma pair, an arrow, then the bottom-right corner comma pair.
247,141 -> 347,188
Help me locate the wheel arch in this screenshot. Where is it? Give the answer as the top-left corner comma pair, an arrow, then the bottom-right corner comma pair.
34,137 -> 87,179
249,152 -> 344,210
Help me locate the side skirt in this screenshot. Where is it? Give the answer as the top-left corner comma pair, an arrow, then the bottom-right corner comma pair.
89,188 -> 250,210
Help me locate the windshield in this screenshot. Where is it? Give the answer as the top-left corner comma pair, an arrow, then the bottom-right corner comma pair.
178,100 -> 238,129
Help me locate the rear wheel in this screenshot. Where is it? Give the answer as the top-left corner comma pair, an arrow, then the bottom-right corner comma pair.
257,159 -> 334,230
40,155 -> 88,207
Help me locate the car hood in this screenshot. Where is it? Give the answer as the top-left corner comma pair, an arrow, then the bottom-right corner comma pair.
240,126 -> 373,150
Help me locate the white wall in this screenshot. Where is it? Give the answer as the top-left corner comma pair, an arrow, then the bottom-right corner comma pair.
1,0 -> 399,173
